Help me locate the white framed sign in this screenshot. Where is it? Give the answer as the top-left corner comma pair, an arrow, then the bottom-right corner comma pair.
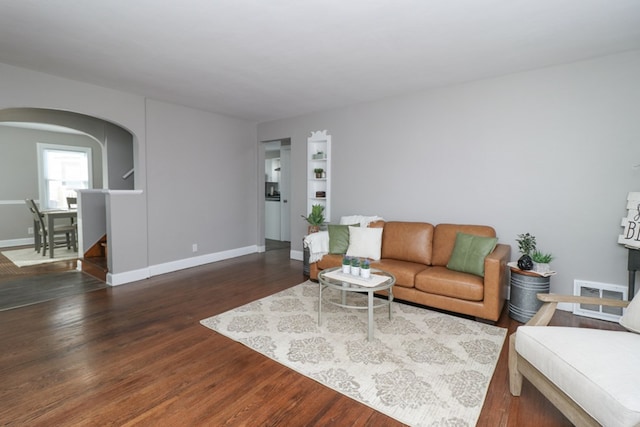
618,192 -> 640,249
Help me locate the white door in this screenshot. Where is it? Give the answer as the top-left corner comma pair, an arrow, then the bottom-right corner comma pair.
280,147 -> 291,241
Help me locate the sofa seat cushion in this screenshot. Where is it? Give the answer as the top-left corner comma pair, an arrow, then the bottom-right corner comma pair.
516,326 -> 640,427
414,266 -> 484,301
372,259 -> 427,288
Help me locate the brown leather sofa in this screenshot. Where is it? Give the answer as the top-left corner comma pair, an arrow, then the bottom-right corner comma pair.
309,221 -> 511,322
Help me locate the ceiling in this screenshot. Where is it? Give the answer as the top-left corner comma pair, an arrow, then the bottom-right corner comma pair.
0,0 -> 639,123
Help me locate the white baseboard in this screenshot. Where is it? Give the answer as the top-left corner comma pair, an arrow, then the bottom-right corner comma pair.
107,267 -> 151,286
0,238 -> 33,248
147,245 -> 259,279
290,249 -> 303,261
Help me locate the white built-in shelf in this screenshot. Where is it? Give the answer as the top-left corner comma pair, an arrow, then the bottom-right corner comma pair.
307,130 -> 331,223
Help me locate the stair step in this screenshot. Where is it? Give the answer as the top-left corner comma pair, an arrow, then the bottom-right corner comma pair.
81,256 -> 107,282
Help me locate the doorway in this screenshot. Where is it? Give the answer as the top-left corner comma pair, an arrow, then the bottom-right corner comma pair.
0,108 -> 135,300
263,139 -> 291,252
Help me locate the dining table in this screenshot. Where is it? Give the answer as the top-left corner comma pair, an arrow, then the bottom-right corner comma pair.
36,209 -> 78,258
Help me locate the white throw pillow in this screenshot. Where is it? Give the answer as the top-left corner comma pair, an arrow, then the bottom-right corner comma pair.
620,292 -> 640,333
346,226 -> 383,260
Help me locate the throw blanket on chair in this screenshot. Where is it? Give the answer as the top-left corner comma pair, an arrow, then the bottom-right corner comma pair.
303,231 -> 329,263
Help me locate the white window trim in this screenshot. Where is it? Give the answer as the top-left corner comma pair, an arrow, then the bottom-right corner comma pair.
37,143 -> 93,210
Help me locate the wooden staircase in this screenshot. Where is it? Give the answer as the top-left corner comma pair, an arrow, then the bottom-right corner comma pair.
81,235 -> 108,282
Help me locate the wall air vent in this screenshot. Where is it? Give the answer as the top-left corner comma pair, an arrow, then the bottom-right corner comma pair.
573,280 -> 627,322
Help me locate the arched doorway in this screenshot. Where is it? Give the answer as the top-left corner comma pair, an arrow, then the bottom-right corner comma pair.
0,108 -> 136,306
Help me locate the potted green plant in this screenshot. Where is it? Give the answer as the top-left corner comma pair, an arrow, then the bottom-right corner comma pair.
314,168 -> 324,178
350,257 -> 360,276
516,233 -> 536,270
532,250 -> 554,274
342,255 -> 351,274
360,258 -> 371,279
301,204 -> 325,233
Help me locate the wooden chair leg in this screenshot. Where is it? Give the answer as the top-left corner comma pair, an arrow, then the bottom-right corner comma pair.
42,233 -> 48,257
509,332 -> 523,396
71,230 -> 77,252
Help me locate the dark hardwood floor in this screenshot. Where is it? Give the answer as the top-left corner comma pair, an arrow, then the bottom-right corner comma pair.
0,246 -> 106,311
0,247 -> 624,426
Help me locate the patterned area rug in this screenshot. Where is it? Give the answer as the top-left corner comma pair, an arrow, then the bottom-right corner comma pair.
1,247 -> 78,267
200,281 -> 506,426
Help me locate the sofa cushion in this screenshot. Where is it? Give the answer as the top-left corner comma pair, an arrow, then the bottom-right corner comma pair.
516,326 -> 640,426
316,253 -> 344,270
620,292 -> 640,333
372,259 -> 428,288
328,224 -> 358,254
415,266 -> 484,301
380,221 -> 434,265
432,224 -> 496,267
447,232 -> 497,277
346,226 -> 383,260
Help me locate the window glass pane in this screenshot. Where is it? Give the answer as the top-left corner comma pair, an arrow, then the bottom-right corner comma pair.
42,148 -> 90,209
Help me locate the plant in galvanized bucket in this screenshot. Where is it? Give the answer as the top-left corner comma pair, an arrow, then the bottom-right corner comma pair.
516,233 -> 536,270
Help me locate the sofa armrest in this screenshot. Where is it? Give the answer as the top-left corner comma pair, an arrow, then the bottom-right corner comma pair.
482,243 -> 511,318
309,261 -> 319,281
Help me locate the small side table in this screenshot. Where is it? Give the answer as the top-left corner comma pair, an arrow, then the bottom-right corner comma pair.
509,266 -> 551,323
303,239 -> 310,276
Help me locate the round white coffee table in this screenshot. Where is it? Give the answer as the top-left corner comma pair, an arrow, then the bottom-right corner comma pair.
317,266 -> 396,341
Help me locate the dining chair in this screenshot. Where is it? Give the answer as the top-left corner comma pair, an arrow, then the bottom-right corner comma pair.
25,199 -> 77,257
66,197 -> 77,209
66,196 -> 78,225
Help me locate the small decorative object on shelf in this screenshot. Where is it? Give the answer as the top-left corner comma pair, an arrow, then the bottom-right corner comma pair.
301,204 -> 325,233
360,259 -> 371,278
350,257 -> 360,276
342,256 -> 351,274
516,233 -> 536,270
314,168 -> 324,179
315,191 -> 325,198
312,151 -> 325,160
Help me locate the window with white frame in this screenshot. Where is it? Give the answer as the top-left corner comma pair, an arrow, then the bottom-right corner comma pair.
37,143 -> 92,210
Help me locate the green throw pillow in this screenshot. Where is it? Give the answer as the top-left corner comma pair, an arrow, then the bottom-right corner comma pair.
447,232 -> 498,277
328,224 -> 358,254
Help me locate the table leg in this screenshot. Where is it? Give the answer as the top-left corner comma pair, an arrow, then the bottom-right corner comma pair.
48,214 -> 55,258
367,290 -> 374,341
318,283 -> 323,326
388,288 -> 393,320
33,220 -> 41,252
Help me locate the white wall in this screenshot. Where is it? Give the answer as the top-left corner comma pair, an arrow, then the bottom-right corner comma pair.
257,50 -> 640,296
0,62 -> 260,284
145,99 -> 258,266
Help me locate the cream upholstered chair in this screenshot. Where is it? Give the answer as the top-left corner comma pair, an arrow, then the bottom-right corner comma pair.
509,293 -> 640,427
25,199 -> 77,257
